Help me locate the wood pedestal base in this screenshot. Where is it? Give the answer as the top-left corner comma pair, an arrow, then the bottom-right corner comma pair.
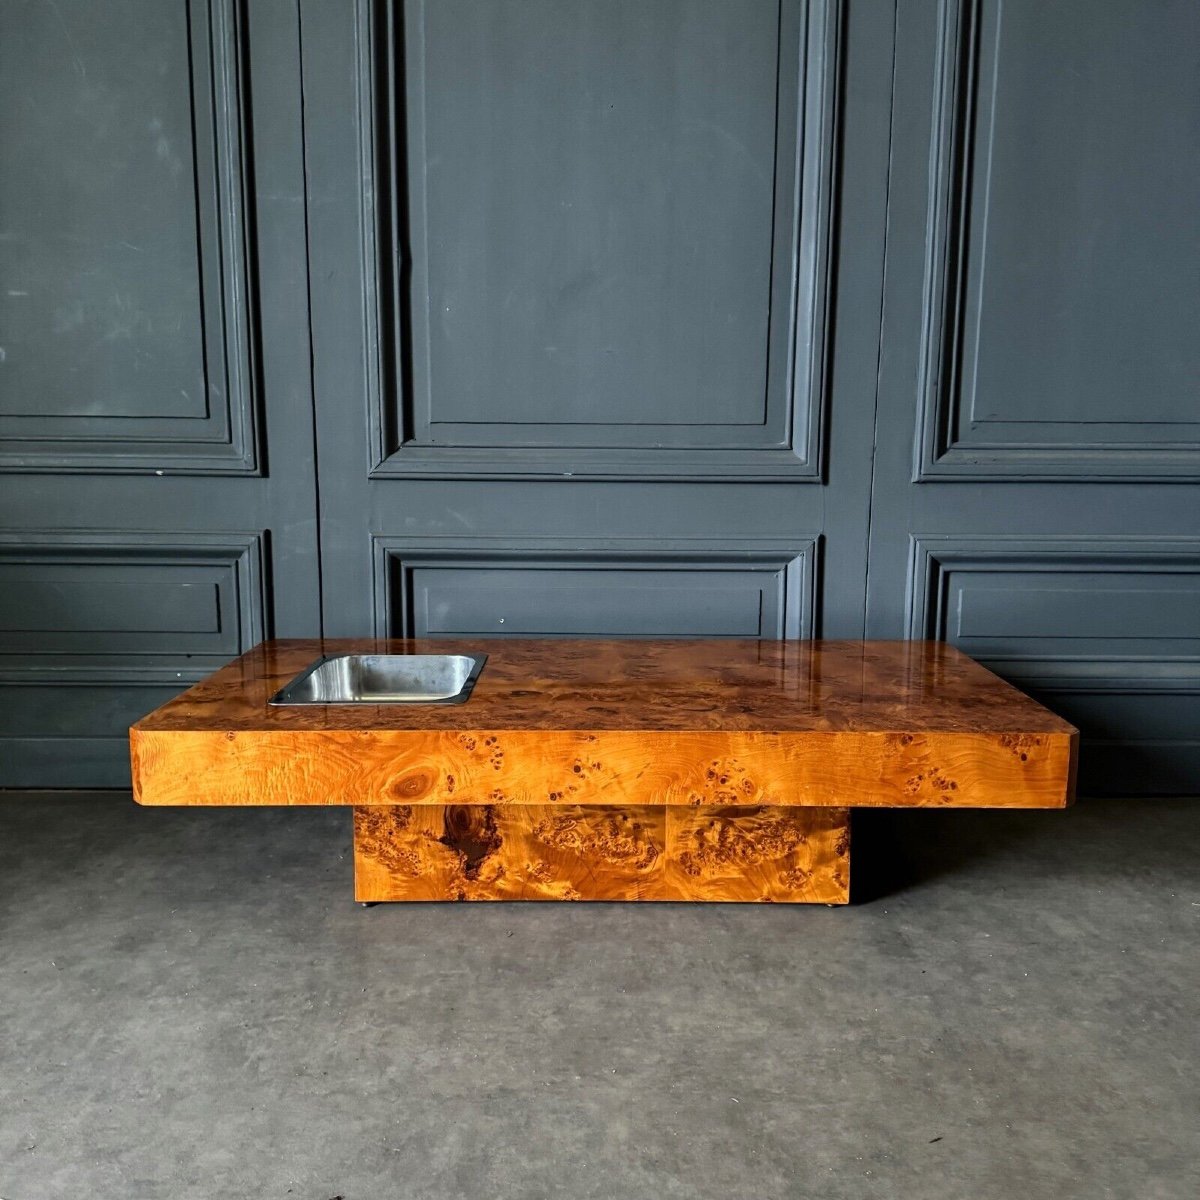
352,804 -> 850,903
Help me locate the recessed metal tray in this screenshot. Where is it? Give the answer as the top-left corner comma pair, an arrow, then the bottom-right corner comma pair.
268,653 -> 486,706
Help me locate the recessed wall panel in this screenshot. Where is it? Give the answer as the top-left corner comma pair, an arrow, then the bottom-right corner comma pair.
0,0 -> 258,473
0,533 -> 266,678
909,536 -> 1200,792
918,0 -> 1200,479
371,538 -> 818,639
369,0 -> 837,478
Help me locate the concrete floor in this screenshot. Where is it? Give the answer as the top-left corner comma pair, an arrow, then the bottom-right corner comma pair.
0,795 -> 1196,1200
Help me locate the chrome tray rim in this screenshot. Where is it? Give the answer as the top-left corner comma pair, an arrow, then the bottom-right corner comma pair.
267,652 -> 487,706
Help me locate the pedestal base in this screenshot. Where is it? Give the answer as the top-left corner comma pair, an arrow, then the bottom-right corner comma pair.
353,803 -> 850,903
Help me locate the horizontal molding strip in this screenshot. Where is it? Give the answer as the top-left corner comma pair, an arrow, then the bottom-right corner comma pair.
369,534 -> 821,641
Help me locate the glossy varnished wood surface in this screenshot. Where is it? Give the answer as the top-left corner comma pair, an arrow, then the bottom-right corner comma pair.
131,639 -> 1077,810
134,638 -> 1077,735
353,804 -> 851,904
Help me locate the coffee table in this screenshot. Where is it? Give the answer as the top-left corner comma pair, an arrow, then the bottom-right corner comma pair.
130,639 -> 1076,904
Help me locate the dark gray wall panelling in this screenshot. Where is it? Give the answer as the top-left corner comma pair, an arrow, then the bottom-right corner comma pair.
868,0 -> 1200,794
909,537 -> 1200,686
0,532 -> 266,677
367,0 -> 838,479
3,0 -> 1195,794
915,0 -> 1200,481
372,538 -> 818,639
0,684 -> 184,789
0,531 -> 266,788
302,0 -> 879,666
0,0 -> 322,787
0,0 -> 259,474
908,534 -> 1200,793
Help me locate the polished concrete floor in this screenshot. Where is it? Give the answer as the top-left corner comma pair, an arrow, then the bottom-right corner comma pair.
0,793 -> 1196,1200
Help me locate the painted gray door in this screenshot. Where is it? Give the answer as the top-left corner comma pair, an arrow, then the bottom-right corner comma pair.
866,0 -> 1200,794
0,1 -> 320,785
300,0 -> 893,652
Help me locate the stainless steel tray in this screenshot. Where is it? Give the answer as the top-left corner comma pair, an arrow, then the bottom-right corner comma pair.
268,653 -> 486,706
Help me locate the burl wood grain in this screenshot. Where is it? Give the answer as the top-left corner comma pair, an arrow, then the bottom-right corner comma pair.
133,638 -> 1080,736
353,804 -> 851,903
132,726 -> 1073,810
131,639 -> 1077,811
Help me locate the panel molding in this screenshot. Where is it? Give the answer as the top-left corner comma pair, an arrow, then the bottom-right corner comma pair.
907,534 -> 1200,692
912,0 -> 1200,482
0,530 -> 267,684
0,0 -> 261,475
370,535 -> 820,638
356,0 -> 839,481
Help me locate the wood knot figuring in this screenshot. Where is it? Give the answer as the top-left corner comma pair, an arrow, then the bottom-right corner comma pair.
700,759 -> 753,803
999,733 -> 1041,761
390,772 -> 433,799
439,806 -> 502,879
676,815 -> 810,876
532,814 -> 660,870
906,768 -> 957,798
353,806 -> 418,877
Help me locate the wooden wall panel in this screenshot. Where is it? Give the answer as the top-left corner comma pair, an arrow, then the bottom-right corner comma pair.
0,0 -> 259,474
0,533 -> 265,668
0,532 -> 267,787
866,0 -> 1200,794
914,0 -> 1200,481
361,0 -> 838,480
0,1 -> 323,790
372,537 -> 818,640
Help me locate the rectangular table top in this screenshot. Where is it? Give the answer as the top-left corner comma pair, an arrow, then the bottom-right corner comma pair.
131,639 -> 1076,810
135,638 -> 1075,736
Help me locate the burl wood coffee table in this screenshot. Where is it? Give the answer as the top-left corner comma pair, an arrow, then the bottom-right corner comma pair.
131,639 -> 1076,904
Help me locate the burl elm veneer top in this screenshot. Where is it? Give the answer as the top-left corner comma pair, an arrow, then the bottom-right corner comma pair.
134,638 -> 1074,736
132,640 -> 1077,810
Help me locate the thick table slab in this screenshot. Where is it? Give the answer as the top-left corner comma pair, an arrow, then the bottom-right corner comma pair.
131,639 -> 1077,904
